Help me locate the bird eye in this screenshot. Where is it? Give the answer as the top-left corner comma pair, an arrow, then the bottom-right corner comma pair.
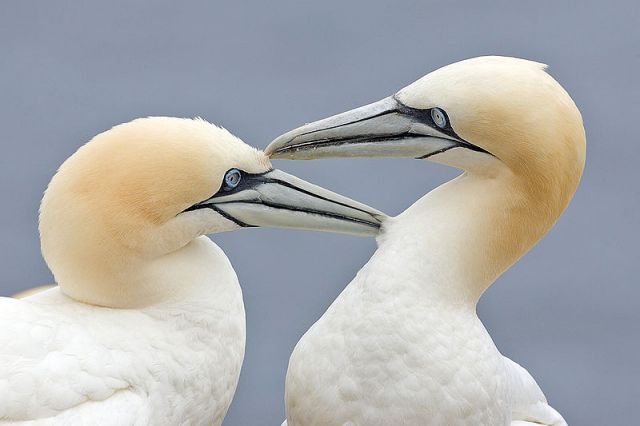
223,169 -> 242,191
431,108 -> 447,129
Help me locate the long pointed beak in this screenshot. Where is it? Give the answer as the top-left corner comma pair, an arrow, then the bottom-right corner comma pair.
266,96 -> 486,160
188,169 -> 386,237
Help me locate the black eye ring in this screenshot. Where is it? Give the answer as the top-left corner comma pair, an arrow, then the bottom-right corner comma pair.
223,169 -> 242,191
431,107 -> 447,129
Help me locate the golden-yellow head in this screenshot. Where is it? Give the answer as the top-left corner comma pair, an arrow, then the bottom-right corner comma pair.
39,117 -> 384,306
267,56 -> 586,221
395,56 -> 585,178
269,56 -> 585,179
41,117 -> 268,251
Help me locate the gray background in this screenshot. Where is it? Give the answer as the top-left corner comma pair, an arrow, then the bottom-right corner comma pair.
0,1 -> 637,425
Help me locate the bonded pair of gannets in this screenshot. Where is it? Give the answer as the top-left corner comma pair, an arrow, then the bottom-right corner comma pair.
267,56 -> 584,426
0,118 -> 384,425
1,56 -> 584,426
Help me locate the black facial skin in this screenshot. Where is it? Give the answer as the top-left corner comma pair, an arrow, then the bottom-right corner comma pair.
379,96 -> 491,158
182,169 -> 272,227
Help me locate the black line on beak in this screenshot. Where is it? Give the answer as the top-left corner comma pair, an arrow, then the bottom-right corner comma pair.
414,141 -> 490,160
290,108 -> 400,140
211,199 -> 381,229
256,175 -> 378,217
415,147 -> 455,160
184,203 -> 255,228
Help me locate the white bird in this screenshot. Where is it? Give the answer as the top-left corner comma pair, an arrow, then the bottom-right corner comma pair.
267,56 -> 585,426
0,117 -> 384,425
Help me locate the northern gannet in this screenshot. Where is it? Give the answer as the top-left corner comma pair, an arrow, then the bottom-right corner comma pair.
267,57 -> 585,426
0,117 -> 384,425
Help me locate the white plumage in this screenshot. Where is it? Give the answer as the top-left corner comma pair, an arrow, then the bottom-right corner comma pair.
0,238 -> 244,425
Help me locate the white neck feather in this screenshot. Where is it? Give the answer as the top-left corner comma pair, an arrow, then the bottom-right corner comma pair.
55,236 -> 237,309
374,170 -> 537,306
124,236 -> 239,308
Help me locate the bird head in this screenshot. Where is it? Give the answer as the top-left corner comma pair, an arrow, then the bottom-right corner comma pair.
40,117 -> 384,306
267,56 -> 585,194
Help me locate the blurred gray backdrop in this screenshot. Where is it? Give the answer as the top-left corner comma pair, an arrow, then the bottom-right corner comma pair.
1,1 -> 637,425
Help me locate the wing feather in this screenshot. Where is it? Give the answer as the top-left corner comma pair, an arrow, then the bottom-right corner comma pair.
0,293 -> 133,422
504,356 -> 567,426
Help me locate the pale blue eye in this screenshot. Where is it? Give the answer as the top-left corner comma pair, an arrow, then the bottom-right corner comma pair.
223,169 -> 242,190
431,108 -> 447,129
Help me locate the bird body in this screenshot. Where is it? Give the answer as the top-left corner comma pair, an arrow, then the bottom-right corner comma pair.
284,174 -> 564,425
0,238 -> 244,425
268,57 -> 583,425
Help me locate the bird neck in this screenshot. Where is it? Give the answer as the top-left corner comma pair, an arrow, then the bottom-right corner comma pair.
376,169 -> 567,306
52,236 -> 238,309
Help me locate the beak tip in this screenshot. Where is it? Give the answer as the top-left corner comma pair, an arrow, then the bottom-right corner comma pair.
267,145 -> 313,160
374,214 -> 388,226
265,149 -> 287,160
266,132 -> 298,158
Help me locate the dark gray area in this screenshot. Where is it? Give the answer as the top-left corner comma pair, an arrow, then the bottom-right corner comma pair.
1,1 -> 637,424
